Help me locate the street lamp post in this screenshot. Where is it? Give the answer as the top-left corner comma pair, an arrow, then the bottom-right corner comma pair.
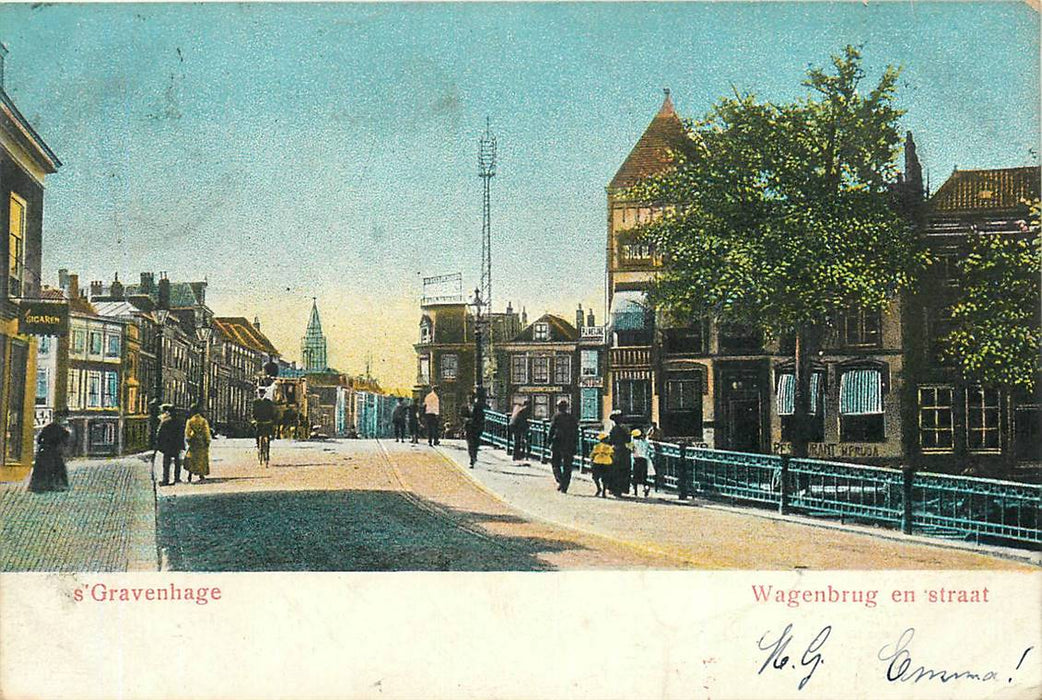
469,288 -> 486,404
195,315 -> 214,413
150,307 -> 170,452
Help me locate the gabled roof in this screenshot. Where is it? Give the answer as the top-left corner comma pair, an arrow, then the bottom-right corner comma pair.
510,314 -> 578,343
214,317 -> 279,355
930,167 -> 1040,215
608,91 -> 687,191
123,280 -> 203,308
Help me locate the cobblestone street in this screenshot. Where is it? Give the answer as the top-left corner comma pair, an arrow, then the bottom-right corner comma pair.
154,437 -> 1034,571
0,456 -> 157,572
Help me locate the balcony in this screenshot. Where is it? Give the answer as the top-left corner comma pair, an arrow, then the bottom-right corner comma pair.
610,346 -> 651,368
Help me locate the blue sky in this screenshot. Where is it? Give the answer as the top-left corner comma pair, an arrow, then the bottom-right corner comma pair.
2,2 -> 1038,389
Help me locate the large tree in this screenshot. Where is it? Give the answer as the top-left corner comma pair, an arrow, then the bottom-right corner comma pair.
631,46 -> 928,458
943,201 -> 1040,458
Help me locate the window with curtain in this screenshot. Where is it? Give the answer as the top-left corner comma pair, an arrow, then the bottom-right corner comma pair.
103,371 -> 119,408
839,368 -> 884,442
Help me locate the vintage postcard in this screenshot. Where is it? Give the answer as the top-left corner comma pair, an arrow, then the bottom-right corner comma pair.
0,1 -> 1039,698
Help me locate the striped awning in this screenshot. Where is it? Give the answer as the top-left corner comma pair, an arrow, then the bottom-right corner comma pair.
610,291 -> 648,331
839,369 -> 883,415
776,373 -> 821,416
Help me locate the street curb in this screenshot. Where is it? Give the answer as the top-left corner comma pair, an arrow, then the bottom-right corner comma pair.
440,441 -> 1041,569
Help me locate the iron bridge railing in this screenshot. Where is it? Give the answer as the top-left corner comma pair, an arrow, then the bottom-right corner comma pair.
479,410 -> 1040,549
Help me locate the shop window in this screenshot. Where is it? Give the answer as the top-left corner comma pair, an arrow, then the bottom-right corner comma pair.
777,372 -> 825,442
918,386 -> 954,452
839,368 -> 885,442
511,355 -> 528,384
531,356 -> 550,384
554,355 -> 571,384
966,387 -> 1001,452
614,379 -> 650,417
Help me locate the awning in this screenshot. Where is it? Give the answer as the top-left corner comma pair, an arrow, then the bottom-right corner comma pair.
777,372 -> 821,416
839,368 -> 883,415
610,290 -> 648,331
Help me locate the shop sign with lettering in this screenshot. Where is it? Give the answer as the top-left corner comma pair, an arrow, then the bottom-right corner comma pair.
18,300 -> 69,336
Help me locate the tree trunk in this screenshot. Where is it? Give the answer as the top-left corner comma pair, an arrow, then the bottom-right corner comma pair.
792,325 -> 825,460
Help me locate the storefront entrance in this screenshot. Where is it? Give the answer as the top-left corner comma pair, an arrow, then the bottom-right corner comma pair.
716,361 -> 769,453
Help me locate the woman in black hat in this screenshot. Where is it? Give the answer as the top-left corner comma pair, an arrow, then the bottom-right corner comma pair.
28,410 -> 70,493
606,410 -> 631,497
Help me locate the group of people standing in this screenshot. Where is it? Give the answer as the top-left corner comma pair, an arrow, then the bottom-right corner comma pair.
390,389 -> 442,446
153,404 -> 212,486
27,403 -> 213,493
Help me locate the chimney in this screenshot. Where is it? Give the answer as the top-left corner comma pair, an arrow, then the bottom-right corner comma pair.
140,272 -> 155,295
575,303 -> 584,330
521,307 -> 528,326
58,268 -> 70,292
157,274 -> 171,310
67,274 -> 79,301
587,308 -> 595,327
110,273 -> 124,300
90,280 -> 103,299
505,300 -> 513,315
253,316 -> 261,331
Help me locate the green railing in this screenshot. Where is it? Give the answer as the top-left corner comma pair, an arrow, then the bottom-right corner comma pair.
480,410 -> 1040,549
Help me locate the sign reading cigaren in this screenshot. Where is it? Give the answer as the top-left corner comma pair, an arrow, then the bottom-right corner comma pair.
18,300 -> 69,336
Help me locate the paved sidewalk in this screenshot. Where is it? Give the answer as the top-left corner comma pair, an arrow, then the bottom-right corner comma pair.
0,455 -> 159,572
435,440 -> 1037,570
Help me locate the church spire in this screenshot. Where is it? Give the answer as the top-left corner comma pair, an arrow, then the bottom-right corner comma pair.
301,297 -> 328,372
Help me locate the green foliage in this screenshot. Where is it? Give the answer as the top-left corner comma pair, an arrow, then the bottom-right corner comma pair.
944,201 -> 1041,391
631,45 -> 927,336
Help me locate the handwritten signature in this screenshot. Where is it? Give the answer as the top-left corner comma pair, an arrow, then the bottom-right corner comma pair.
756,624 -> 1034,691
756,623 -> 831,690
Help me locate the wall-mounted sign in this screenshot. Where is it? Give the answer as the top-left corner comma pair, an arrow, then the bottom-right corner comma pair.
518,385 -> 564,393
580,325 -> 606,343
579,377 -> 603,388
18,300 -> 69,336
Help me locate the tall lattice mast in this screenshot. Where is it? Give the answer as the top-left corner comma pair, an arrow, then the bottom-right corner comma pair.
478,117 -> 497,313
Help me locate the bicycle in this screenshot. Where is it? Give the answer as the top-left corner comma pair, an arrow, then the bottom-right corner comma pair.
255,421 -> 273,467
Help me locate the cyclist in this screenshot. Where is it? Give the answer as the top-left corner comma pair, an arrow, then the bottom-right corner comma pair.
252,387 -> 276,466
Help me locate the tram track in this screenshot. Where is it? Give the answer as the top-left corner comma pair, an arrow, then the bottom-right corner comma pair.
373,438 -> 551,565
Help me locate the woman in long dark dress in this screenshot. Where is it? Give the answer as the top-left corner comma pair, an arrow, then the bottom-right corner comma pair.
28,411 -> 70,493
606,411 -> 631,497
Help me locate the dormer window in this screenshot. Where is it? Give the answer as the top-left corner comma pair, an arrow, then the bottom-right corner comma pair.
534,322 -> 549,341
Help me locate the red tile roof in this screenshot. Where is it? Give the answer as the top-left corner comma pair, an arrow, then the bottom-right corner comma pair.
608,92 -> 688,191
930,166 -> 1040,214
214,317 -> 279,355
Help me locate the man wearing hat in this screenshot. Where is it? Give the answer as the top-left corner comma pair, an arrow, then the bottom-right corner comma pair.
547,398 -> 579,493
606,410 -> 632,496
156,404 -> 185,486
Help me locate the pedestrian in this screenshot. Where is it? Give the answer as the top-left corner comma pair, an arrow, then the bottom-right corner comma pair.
184,404 -> 212,483
408,399 -> 420,444
606,410 -> 632,497
589,433 -> 614,498
391,397 -> 407,442
509,399 -> 531,462
424,388 -> 441,446
548,399 -> 579,493
156,404 -> 185,486
630,428 -> 650,497
28,410 -> 70,493
464,394 -> 486,468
